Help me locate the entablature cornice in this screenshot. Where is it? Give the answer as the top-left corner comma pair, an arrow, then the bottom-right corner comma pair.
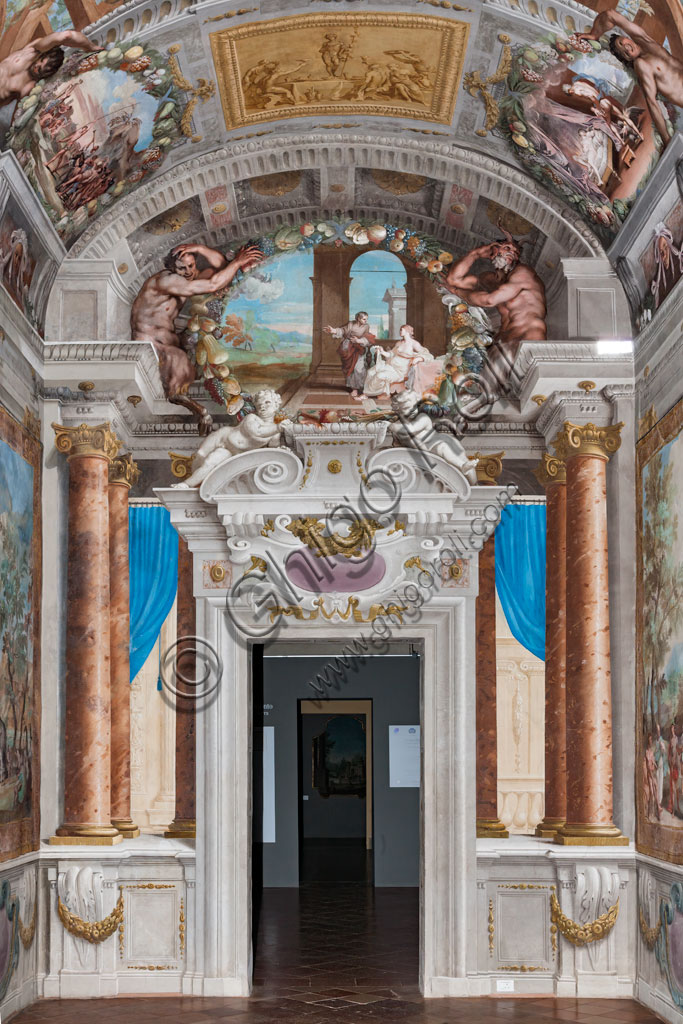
513,342 -> 634,422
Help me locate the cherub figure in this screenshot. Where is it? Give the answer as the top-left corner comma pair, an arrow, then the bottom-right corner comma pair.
389,390 -> 478,485
174,390 -> 291,489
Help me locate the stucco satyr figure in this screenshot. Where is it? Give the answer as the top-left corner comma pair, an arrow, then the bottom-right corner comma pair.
131,242 -> 263,434
174,389 -> 291,489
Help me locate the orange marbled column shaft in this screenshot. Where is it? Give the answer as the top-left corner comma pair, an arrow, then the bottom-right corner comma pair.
165,537 -> 196,838
536,474 -> 567,837
476,532 -> 508,837
564,456 -> 614,824
554,420 -> 627,845
108,453 -> 140,839
56,453 -> 120,843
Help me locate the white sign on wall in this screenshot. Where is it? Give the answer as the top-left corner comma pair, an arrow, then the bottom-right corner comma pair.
389,725 -> 420,788
262,726 -> 276,843
254,726 -> 276,842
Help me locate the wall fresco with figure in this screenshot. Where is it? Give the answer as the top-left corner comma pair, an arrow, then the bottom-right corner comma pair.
636,198 -> 683,329
637,398 -> 683,864
0,196 -> 37,326
0,407 -> 40,862
499,4 -> 683,243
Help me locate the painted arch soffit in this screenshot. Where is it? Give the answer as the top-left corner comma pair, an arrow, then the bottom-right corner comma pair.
69,134 -> 605,264
2,0 -> 682,259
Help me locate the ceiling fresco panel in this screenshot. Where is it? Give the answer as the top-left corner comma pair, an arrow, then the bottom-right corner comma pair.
497,10 -> 683,244
233,169 -> 321,218
354,168 -> 445,220
208,12 -> 470,130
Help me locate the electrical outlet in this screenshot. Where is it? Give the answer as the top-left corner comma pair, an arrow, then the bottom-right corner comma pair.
496,979 -> 514,992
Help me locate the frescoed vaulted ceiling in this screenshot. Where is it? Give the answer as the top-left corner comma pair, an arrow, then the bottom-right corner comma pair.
1,0 -> 682,425
2,0 -> 682,270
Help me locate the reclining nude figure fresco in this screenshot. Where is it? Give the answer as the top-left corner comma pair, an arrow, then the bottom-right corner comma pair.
131,242 -> 263,433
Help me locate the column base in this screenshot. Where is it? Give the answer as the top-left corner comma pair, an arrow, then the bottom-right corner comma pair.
535,816 -> 566,839
164,818 -> 196,840
111,818 -> 141,839
554,823 -> 629,846
476,817 -> 509,839
51,824 -> 122,846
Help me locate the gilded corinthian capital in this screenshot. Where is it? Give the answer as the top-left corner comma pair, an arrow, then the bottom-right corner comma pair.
469,451 -> 505,484
109,452 -> 141,489
52,422 -> 121,461
534,452 -> 566,487
552,422 -> 623,462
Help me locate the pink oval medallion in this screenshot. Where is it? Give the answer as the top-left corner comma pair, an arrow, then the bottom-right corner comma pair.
286,548 -> 386,593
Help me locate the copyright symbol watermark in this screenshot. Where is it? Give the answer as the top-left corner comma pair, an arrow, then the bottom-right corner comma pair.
160,635 -> 223,706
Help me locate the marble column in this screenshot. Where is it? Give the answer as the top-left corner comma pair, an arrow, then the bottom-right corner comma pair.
109,452 -> 141,839
51,423 -> 122,845
534,453 -> 567,839
165,538 -> 196,839
552,422 -> 629,846
472,452 -> 509,838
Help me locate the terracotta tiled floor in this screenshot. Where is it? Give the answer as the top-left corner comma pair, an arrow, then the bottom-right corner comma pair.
13,884 -> 663,1022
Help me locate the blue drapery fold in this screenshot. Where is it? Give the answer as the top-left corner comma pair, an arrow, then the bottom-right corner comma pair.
129,506 -> 179,682
495,504 -> 546,662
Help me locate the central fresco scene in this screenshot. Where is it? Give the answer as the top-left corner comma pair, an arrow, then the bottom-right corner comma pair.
130,211 -> 518,429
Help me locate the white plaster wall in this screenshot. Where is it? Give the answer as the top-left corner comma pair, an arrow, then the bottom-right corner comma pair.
496,596 -> 545,835
130,602 -> 177,832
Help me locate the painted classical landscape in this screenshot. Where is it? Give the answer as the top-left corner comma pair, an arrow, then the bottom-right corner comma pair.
0,409 -> 40,860
638,401 -> 683,862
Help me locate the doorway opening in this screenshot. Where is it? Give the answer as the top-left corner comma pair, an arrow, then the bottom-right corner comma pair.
251,643 -> 421,997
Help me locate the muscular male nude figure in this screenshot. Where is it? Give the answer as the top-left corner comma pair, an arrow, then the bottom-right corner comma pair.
580,6 -> 683,145
131,243 -> 263,433
442,230 -> 547,416
0,30 -> 97,108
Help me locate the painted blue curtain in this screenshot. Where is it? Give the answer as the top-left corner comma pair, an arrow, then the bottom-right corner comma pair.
495,504 -> 546,662
129,506 -> 179,682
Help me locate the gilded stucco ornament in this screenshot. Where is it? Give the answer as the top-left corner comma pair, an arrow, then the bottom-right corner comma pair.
638,405 -> 658,439
552,422 -> 623,462
57,889 -> 124,944
17,901 -> 36,950
469,451 -> 504,484
549,890 -> 619,946
286,517 -> 381,560
534,452 -> 566,487
639,904 -> 662,951
268,596 -> 407,624
109,452 -> 141,489
463,34 -> 512,137
52,423 -> 121,462
166,44 -> 216,143
169,452 -> 194,480
210,12 -> 469,131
